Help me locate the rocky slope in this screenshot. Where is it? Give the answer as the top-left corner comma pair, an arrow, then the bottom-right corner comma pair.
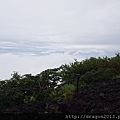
1,78 -> 120,114
67,78 -> 120,114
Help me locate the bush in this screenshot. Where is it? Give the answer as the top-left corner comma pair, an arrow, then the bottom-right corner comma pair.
50,84 -> 75,102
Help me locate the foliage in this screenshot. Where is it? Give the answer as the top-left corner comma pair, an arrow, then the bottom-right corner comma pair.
0,54 -> 120,110
50,84 -> 75,102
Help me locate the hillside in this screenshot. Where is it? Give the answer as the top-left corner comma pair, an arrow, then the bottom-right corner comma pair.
0,54 -> 120,119
1,78 -> 120,114
67,78 -> 120,114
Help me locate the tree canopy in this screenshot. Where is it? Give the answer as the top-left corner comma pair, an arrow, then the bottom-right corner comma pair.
0,53 -> 120,110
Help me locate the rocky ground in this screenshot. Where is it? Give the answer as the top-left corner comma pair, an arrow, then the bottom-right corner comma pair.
67,78 -> 120,114
1,78 -> 120,119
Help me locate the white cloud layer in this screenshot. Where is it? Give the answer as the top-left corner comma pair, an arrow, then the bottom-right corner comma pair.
0,44 -> 119,80
0,52 -> 85,80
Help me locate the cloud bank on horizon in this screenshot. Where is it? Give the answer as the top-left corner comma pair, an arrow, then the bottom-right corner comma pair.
0,0 -> 120,79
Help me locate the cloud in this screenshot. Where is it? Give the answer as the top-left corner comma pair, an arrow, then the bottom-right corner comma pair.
0,43 -> 119,80
0,0 -> 120,44
0,0 -> 120,79
0,52 -> 85,80
0,37 -> 119,59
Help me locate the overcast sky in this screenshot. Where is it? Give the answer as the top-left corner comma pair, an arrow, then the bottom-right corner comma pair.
0,0 -> 120,80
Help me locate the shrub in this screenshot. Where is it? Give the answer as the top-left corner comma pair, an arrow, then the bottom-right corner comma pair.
50,84 -> 75,102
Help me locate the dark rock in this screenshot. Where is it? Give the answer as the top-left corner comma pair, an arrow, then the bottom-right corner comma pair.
2,78 -> 120,115
67,78 -> 120,113
99,93 -> 105,97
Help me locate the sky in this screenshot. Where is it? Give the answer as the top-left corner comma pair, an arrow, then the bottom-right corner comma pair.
0,0 -> 120,80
